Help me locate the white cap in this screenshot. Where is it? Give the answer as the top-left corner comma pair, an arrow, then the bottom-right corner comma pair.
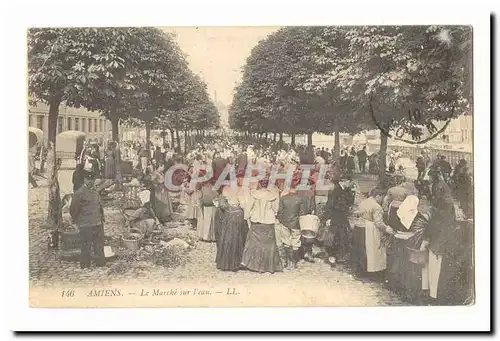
138,190 -> 151,205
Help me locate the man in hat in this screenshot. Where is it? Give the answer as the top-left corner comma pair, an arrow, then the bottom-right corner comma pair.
70,175 -> 105,269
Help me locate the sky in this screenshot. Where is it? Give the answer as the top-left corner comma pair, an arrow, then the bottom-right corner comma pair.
161,27 -> 279,106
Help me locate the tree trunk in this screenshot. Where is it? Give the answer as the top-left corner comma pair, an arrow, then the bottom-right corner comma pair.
44,97 -> 62,230
307,132 -> 313,148
184,130 -> 188,153
379,132 -> 388,185
110,113 -> 119,142
291,133 -> 296,147
264,132 -> 268,141
279,133 -> 283,142
273,133 -> 277,143
145,121 -> 151,156
169,129 -> 175,149
334,125 -> 341,161
162,130 -> 167,147
175,130 -> 181,152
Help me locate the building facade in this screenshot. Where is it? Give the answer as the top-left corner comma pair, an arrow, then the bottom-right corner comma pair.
28,103 -> 112,144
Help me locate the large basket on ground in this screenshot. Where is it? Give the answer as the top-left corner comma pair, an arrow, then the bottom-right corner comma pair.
299,214 -> 320,239
121,232 -> 143,251
59,229 -> 81,261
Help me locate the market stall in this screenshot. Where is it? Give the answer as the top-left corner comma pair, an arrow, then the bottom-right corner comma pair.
56,130 -> 86,160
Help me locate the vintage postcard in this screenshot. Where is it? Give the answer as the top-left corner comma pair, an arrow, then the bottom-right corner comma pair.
26,25 -> 477,310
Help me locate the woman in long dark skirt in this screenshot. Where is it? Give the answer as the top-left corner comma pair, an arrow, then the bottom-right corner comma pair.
215,184 -> 248,271
241,179 -> 282,273
318,178 -> 356,264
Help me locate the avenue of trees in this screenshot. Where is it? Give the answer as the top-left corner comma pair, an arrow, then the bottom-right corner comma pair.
28,27 -> 219,228
229,25 -> 472,179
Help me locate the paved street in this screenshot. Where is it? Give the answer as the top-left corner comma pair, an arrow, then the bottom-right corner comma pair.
28,169 -> 404,306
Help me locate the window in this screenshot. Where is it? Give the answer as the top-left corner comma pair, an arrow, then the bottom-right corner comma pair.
37,115 -> 44,130
94,119 -> 98,133
67,117 -> 72,130
75,118 -> 80,131
81,118 -> 86,132
58,117 -> 63,133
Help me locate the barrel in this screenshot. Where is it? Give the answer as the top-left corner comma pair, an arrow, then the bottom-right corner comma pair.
299,214 -> 320,239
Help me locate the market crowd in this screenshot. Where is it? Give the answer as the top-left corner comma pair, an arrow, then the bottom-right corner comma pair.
66,134 -> 473,304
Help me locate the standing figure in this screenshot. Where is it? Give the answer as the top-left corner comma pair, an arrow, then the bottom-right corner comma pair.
153,146 -> 163,169
72,163 -> 85,192
357,146 -> 368,174
104,142 -> 116,180
241,178 -> 282,273
150,165 -> 172,224
318,178 -> 356,264
28,150 -> 38,188
346,150 -> 356,177
452,160 -> 473,218
215,182 -> 249,271
197,180 -> 217,242
275,183 -> 305,270
416,151 -> 427,180
356,188 -> 396,274
420,166 -> 458,303
70,176 -> 105,269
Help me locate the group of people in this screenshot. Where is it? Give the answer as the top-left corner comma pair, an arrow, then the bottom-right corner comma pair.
64,133 -> 472,305
416,150 -> 473,218
178,141 -> 358,273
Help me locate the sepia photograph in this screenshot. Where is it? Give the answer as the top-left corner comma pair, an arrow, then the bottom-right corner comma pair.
26,24 -> 477,309
3,2 -> 491,332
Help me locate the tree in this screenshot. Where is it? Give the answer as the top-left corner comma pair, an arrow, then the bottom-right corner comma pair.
292,26 -> 472,181
230,27 -> 369,151
28,27 -> 149,228
229,28 -> 313,143
153,66 -> 220,152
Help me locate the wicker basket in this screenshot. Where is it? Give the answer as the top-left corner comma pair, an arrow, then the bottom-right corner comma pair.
407,247 -> 428,265
121,233 -> 143,251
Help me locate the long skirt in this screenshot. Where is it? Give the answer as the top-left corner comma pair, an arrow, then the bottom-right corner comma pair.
197,206 -> 216,242
104,158 -> 116,179
241,222 -> 282,273
183,191 -> 200,220
152,186 -> 172,224
317,215 -> 351,259
215,207 -> 248,271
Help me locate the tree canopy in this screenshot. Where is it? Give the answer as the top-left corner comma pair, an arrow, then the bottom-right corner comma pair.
28,27 -> 219,228
229,25 -> 472,175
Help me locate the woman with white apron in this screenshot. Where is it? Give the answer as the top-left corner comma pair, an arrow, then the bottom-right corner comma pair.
356,188 -> 396,273
419,167 -> 457,302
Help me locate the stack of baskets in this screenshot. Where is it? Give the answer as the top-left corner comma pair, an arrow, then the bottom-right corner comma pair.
122,184 -> 142,209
